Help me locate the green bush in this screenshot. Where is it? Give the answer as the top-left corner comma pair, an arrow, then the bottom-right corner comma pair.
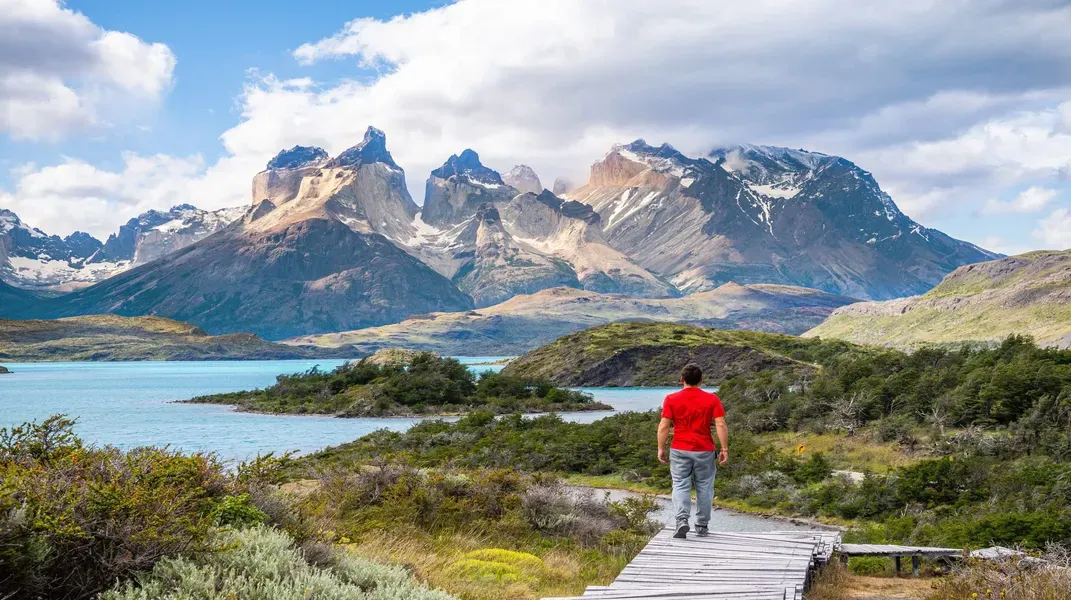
191,354 -> 599,415
101,526 -> 456,600
0,416 -> 234,600
849,556 -> 889,576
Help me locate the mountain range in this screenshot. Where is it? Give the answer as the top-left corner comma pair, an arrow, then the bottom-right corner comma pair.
0,204 -> 245,291
1,127 -> 999,339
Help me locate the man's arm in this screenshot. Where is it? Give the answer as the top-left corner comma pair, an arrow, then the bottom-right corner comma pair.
715,416 -> 729,465
657,417 -> 673,464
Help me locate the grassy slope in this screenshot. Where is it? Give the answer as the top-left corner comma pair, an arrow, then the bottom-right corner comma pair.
503,321 -> 863,386
807,250 -> 1071,348
0,314 -> 348,361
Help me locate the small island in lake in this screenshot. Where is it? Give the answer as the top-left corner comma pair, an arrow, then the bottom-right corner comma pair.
0,365 -> 10,374
185,350 -> 611,417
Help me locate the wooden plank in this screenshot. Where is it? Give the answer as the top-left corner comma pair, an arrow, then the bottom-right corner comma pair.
542,528 -> 839,600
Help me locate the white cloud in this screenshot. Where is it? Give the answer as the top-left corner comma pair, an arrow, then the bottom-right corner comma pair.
0,153 -> 205,238
856,103 -> 1071,220
981,187 -> 1061,215
980,236 -> 1034,257
1034,208 -> 1071,249
0,0 -> 176,140
9,0 -> 1071,249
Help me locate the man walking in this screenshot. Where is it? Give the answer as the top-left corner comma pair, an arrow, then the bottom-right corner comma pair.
657,363 -> 728,539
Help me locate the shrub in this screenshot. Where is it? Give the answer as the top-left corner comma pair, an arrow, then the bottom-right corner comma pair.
0,416 -> 233,600
446,549 -> 549,585
848,556 -> 890,576
924,547 -> 1071,600
101,526 -> 456,600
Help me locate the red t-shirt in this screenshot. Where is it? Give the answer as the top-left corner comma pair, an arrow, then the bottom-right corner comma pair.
661,387 -> 725,452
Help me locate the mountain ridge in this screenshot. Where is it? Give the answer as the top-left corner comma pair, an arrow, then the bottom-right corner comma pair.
805,249 -> 1071,349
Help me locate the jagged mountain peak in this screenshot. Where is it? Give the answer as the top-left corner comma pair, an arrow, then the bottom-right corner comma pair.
266,146 -> 329,170
502,164 -> 542,194
524,190 -> 600,224
431,149 -> 504,186
328,126 -> 400,170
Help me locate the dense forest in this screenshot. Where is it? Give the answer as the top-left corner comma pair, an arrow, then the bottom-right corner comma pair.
305,336 -> 1071,550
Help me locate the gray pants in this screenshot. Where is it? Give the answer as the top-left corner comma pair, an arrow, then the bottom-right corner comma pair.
670,448 -> 717,527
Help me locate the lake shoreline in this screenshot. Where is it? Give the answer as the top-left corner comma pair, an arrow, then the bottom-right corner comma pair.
175,398 -> 616,419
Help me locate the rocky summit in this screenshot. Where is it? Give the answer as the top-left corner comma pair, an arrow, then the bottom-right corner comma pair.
502,164 -> 543,194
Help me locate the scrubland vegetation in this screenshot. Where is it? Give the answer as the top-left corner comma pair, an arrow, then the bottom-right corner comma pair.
0,416 -> 657,600
190,353 -> 608,416
307,335 -> 1071,550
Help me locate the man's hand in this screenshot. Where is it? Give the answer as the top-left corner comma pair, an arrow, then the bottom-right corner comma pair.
718,449 -> 729,466
658,447 -> 668,464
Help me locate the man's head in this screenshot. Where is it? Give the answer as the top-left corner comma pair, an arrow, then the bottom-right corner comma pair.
680,363 -> 703,387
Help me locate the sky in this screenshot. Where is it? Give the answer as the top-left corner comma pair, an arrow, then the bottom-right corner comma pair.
1,0 -> 1070,256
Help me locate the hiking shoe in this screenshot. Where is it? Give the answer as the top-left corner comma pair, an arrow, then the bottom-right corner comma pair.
673,523 -> 689,539
695,525 -> 709,537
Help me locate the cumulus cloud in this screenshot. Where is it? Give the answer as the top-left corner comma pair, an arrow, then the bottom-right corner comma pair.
0,153 -> 205,238
9,0 -> 1071,245
981,187 -> 1062,215
858,103 -> 1071,218
1034,208 -> 1071,249
0,0 -> 175,140
242,0 -> 1071,214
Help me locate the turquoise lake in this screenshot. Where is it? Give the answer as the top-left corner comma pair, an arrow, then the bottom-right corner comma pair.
0,359 -> 672,462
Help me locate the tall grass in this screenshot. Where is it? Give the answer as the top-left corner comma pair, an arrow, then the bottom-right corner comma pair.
101,526 -> 456,600
925,547 -> 1071,600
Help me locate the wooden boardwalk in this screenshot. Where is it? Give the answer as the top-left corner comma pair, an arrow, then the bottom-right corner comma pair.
839,543 -> 962,577
545,528 -> 842,600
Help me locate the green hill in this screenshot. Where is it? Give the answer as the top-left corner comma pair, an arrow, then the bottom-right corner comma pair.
0,314 -> 350,361
806,250 -> 1071,349
502,321 -> 862,386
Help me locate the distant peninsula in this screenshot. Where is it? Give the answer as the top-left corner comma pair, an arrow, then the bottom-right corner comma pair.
186,350 -> 611,417
0,315 -> 353,362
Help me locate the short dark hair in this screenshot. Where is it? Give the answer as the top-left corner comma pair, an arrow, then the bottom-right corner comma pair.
681,363 -> 703,386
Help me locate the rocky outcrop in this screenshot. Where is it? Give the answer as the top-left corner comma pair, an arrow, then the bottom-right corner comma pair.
498,191 -> 676,297
453,204 -> 580,307
502,164 -> 543,194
